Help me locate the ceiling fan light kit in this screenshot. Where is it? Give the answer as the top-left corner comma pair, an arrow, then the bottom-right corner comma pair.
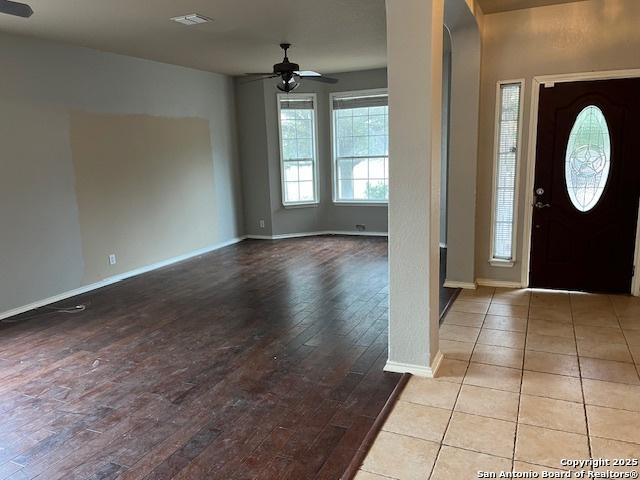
245,43 -> 338,92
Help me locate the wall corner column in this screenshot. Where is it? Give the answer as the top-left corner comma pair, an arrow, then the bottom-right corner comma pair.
445,16 -> 482,286
385,0 -> 444,377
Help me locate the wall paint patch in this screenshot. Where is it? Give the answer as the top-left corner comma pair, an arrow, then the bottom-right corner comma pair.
70,112 -> 216,284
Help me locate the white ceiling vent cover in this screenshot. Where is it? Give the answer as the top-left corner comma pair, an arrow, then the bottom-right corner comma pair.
170,14 -> 212,26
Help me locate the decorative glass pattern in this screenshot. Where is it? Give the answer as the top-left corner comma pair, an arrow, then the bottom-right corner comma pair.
565,106 -> 611,212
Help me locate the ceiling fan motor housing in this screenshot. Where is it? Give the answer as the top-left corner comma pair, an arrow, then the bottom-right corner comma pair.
274,44 -> 300,93
273,61 -> 300,74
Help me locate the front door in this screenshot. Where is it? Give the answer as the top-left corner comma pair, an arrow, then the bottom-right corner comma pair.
529,78 -> 640,293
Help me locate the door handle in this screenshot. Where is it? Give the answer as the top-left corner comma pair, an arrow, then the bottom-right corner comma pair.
534,201 -> 551,209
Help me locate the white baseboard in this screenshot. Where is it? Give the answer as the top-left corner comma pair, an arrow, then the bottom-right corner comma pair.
476,278 -> 523,289
247,230 -> 388,240
384,351 -> 443,378
326,230 -> 388,237
443,280 -> 477,289
431,350 -> 444,376
0,236 -> 246,322
244,234 -> 274,240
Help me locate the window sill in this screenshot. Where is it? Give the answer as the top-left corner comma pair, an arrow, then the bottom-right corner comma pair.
333,201 -> 388,207
489,258 -> 515,268
283,202 -> 319,209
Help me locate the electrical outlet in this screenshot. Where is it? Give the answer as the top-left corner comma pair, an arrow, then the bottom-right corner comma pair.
259,219 -> 265,229
108,254 -> 117,265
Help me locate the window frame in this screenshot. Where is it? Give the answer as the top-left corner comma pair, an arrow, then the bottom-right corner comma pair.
329,88 -> 389,206
277,92 -> 320,207
489,79 -> 526,267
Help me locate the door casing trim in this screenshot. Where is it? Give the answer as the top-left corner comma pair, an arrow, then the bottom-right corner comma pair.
522,69 -> 640,296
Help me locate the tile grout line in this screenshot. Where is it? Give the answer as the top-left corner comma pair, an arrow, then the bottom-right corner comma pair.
427,288 -> 495,480
614,296 -> 640,381
511,290 -> 531,472
438,290 -> 637,475
572,292 -> 594,463
431,291 -> 639,479
431,442 -> 514,461
398,400 -> 596,436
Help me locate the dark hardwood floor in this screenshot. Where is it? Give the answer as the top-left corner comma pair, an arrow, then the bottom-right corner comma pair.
0,236 -> 401,480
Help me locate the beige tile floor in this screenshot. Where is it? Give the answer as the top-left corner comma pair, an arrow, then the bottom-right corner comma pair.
356,288 -> 640,480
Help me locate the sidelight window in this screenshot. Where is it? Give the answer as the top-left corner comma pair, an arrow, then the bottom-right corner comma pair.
490,80 -> 525,265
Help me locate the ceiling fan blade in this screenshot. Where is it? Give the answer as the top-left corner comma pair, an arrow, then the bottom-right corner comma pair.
295,70 -> 321,77
0,0 -> 33,18
240,74 -> 280,84
299,75 -> 338,84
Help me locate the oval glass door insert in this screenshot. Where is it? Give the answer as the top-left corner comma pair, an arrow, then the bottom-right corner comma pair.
565,105 -> 611,212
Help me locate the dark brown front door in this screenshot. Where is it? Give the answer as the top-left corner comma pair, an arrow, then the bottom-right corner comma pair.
529,78 -> 640,293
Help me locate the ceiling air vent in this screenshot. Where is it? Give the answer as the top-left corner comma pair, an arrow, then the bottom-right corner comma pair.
170,14 -> 212,26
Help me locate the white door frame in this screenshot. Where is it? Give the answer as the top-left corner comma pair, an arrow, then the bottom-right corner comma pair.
521,68 -> 640,296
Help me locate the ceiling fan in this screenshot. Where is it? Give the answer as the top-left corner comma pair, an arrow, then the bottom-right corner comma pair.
244,43 -> 338,92
0,0 -> 33,18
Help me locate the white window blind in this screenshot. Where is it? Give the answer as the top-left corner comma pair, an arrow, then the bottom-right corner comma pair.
331,91 -> 389,203
492,82 -> 523,262
278,94 -> 318,205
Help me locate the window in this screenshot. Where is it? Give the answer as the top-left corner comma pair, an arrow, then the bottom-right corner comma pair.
565,105 -> 611,212
490,80 -> 524,265
331,90 -> 389,203
277,93 -> 319,206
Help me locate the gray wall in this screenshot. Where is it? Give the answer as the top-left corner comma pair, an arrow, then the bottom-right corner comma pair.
0,32 -> 243,315
236,68 -> 389,237
236,75 -> 274,237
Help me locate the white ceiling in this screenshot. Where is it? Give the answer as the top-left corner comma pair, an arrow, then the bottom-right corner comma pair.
0,0 -> 387,76
0,0 -> 589,75
477,0 -> 588,14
